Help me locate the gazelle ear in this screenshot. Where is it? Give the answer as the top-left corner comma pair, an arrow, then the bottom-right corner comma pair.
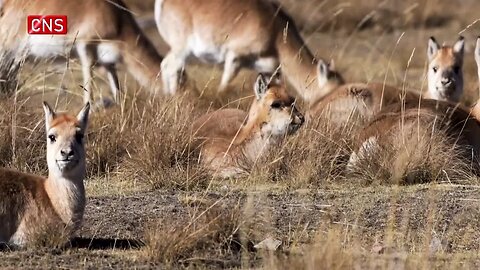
329,59 -> 336,70
43,102 -> 55,131
254,74 -> 269,100
317,59 -> 329,78
317,59 -> 330,87
453,36 -> 465,55
76,102 -> 90,132
267,71 -> 282,86
475,37 -> 480,65
428,36 -> 440,61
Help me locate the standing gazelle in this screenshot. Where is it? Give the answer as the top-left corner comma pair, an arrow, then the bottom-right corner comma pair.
0,102 -> 90,248
155,0 -> 344,105
0,0 -> 163,104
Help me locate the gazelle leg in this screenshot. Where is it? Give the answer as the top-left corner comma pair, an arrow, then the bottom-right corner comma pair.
104,63 -> 120,103
218,52 -> 241,93
76,42 -> 95,104
161,50 -> 186,95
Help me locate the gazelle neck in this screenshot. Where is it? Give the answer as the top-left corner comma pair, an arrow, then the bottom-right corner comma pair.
45,163 -> 86,230
233,105 -> 280,162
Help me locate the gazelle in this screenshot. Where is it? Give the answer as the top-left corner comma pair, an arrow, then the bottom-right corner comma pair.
308,36 -> 465,126
0,0 -> 163,104
307,82 -> 420,126
192,74 -> 304,178
348,37 -> 478,171
155,0 -> 344,105
0,102 -> 90,248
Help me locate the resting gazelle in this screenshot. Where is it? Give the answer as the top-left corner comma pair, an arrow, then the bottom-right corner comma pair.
192,74 -> 304,178
307,36 -> 465,126
155,0 -> 344,105
0,102 -> 90,248
348,37 -> 480,171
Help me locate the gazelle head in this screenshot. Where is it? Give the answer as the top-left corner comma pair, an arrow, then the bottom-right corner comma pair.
427,36 -> 464,102
43,102 -> 90,180
249,74 -> 304,137
317,59 -> 345,95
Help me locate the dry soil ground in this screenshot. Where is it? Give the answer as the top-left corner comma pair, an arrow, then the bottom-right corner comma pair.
2,0 -> 480,269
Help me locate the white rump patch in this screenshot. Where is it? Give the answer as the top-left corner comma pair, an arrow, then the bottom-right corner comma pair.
97,43 -> 120,64
27,36 -> 67,57
188,35 -> 226,64
347,136 -> 379,171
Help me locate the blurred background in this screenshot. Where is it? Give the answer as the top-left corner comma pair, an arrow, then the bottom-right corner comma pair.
125,0 -> 480,105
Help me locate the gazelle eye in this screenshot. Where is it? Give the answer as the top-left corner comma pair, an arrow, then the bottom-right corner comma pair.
75,133 -> 84,143
271,101 -> 282,109
48,134 -> 56,142
432,66 -> 438,73
453,66 -> 460,74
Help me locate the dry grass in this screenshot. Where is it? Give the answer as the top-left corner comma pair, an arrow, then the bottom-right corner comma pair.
143,200 -> 250,268
242,119 -> 353,189
0,52 -> 22,96
0,0 -> 480,268
118,94 -> 209,190
348,121 -> 477,185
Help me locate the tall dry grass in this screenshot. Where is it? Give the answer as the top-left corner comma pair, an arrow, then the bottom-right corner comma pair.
142,200 -> 249,268
348,121 -> 477,185
0,0 -> 479,267
118,94 -> 210,190
0,52 -> 22,96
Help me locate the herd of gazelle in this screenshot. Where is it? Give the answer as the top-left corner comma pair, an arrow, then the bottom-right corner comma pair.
0,0 -> 479,247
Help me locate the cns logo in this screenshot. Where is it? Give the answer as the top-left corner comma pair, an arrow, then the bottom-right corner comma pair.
27,15 -> 67,35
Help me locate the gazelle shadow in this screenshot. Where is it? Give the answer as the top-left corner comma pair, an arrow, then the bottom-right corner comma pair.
0,237 -> 144,252
68,237 -> 144,250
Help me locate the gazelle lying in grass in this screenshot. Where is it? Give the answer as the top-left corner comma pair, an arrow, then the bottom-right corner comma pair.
155,0 -> 344,105
0,102 -> 90,248
192,74 -> 304,178
0,0 -> 162,104
348,37 -> 478,172
308,36 -> 465,126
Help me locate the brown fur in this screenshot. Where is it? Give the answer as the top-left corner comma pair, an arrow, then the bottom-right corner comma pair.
425,36 -> 464,102
0,103 -> 90,247
156,0 -> 343,102
308,38 -> 464,127
308,83 -> 421,127
351,99 -> 480,168
0,169 -> 61,246
192,77 -> 304,178
472,37 -> 480,121
0,0 -> 162,103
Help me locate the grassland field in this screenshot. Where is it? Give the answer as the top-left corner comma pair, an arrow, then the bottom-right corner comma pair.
2,0 -> 480,269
